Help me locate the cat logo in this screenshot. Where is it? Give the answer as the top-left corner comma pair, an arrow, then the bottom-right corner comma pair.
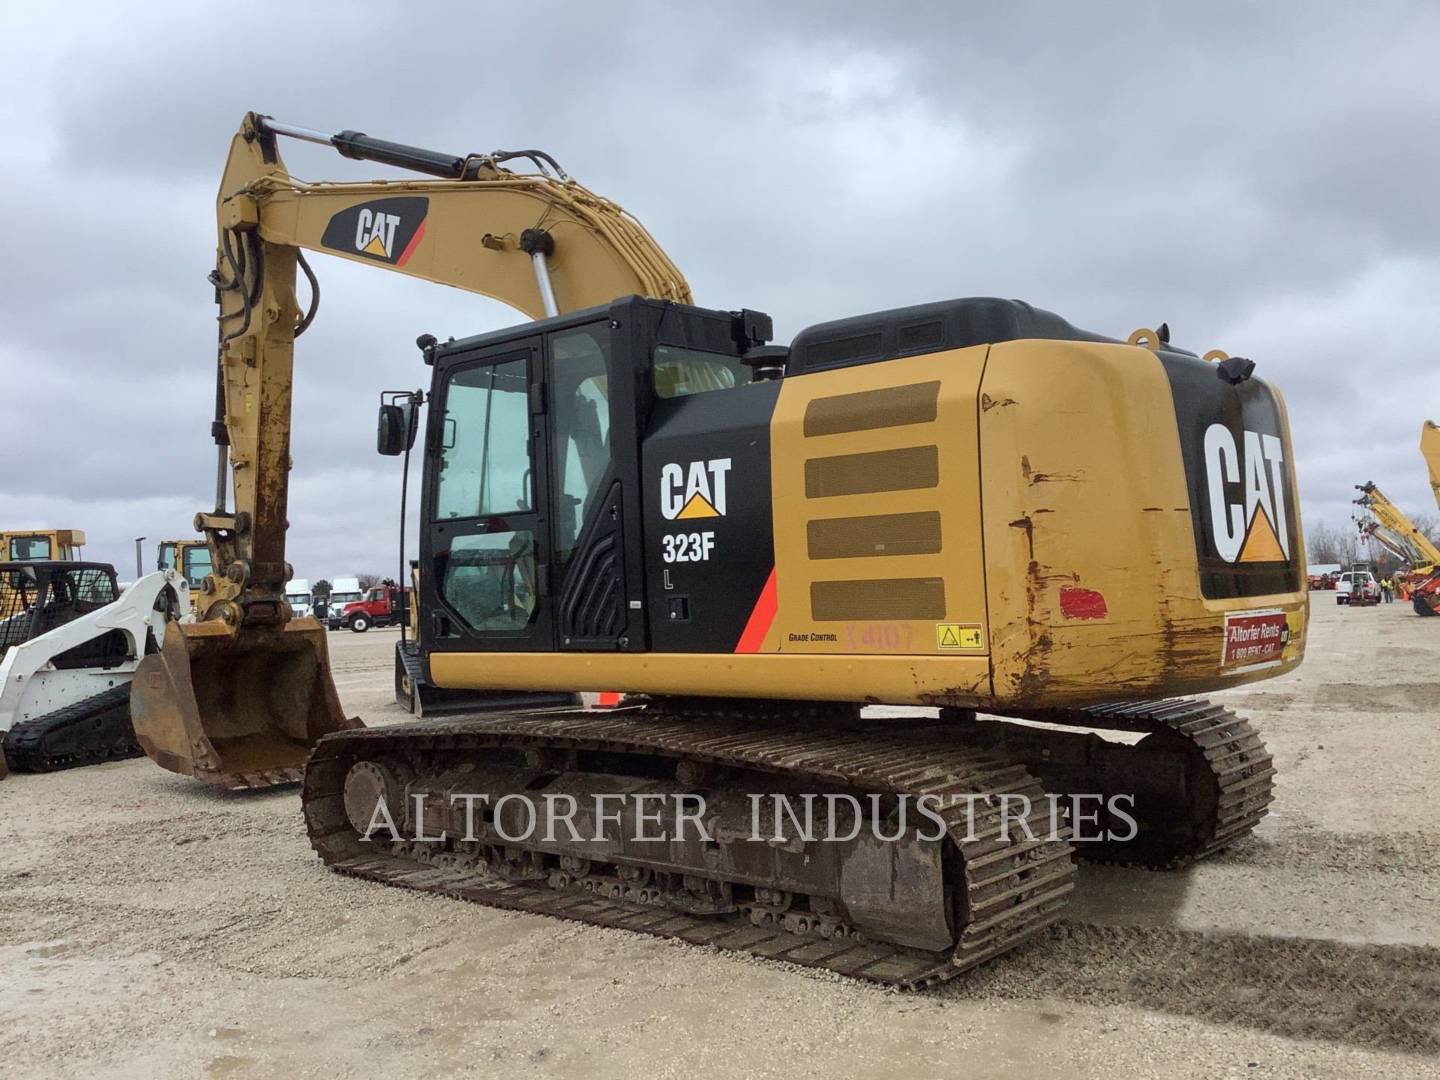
319,196 -> 429,267
660,458 -> 731,520
355,208 -> 400,258
1203,423 -> 1290,564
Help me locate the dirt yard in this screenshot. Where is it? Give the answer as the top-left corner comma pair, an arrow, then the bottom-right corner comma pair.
2,601 -> 1438,1079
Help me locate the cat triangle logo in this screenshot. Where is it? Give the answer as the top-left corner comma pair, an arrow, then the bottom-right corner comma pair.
676,492 -> 720,519
1238,506 -> 1285,563
361,232 -> 390,258
660,459 -> 731,520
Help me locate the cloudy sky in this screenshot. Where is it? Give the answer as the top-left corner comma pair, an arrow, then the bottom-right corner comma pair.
2,1 -> 1436,580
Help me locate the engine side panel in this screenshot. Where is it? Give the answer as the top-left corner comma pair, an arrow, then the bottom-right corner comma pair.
762,347 -> 990,660
979,340 -> 1306,708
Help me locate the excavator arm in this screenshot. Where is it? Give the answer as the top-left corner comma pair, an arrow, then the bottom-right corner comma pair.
130,113 -> 691,787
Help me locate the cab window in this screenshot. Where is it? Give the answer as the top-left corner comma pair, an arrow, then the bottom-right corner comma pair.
182,546 -> 213,583
9,536 -> 51,561
435,358 -> 532,520
550,326 -> 612,569
653,345 -> 749,400
443,530 -> 536,631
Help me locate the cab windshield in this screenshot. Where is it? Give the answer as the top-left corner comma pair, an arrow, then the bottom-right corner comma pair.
8,536 -> 52,561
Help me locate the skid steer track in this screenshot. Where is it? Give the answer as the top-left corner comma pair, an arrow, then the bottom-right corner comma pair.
3,685 -> 142,772
304,708 -> 1078,989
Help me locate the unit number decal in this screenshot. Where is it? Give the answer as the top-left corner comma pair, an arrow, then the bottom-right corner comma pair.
662,531 -> 715,563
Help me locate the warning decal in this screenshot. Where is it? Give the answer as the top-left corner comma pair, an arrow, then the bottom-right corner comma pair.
936,623 -> 984,651
1221,608 -> 1288,670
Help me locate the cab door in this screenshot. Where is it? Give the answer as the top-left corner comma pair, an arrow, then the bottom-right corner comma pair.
423,336 -> 556,654
545,319 -> 641,651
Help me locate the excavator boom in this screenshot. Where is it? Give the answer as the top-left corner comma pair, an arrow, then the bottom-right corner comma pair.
131,113 -> 692,787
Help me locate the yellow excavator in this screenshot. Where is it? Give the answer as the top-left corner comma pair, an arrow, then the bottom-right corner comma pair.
136,114 -> 1305,985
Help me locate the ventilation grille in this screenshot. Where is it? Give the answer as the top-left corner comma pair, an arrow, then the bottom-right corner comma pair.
805,445 -> 940,498
808,512 -> 942,560
810,577 -> 946,621
898,320 -> 944,353
807,331 -> 883,369
803,381 -> 940,437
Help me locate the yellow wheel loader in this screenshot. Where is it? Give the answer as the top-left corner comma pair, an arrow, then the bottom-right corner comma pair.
139,114 -> 1306,984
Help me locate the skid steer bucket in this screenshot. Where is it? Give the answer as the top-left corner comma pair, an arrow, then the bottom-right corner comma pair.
131,617 -> 361,789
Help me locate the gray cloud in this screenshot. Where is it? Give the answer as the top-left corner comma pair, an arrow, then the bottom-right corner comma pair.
1,1 -> 1436,579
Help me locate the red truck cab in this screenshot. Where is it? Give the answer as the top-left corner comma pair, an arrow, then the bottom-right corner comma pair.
341,582 -> 409,632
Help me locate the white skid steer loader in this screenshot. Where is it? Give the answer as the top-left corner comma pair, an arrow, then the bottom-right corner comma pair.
0,561 -> 188,775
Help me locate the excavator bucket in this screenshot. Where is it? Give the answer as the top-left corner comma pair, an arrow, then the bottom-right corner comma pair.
131,617 -> 361,789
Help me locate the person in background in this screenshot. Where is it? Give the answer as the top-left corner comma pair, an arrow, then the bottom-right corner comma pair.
1381,576 -> 1395,603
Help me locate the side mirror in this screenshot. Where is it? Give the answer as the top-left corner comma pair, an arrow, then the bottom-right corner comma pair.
377,402 -> 418,456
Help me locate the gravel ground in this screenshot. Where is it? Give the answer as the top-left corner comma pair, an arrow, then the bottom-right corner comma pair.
2,602 -> 1438,1079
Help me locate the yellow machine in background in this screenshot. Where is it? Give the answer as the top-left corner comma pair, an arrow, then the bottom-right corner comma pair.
1355,424 -> 1440,616
156,539 -> 212,612
0,529 -> 86,608
1423,420 -> 1440,509
1,529 -> 85,562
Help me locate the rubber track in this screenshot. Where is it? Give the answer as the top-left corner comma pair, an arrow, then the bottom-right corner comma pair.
3,684 -> 141,772
304,710 -> 1078,989
1002,698 -> 1276,867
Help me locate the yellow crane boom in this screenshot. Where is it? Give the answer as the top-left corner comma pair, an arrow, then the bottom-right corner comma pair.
1354,481 -> 1440,571
1423,420 -> 1440,510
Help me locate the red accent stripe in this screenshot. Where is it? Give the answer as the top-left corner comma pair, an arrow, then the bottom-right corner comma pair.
396,218 -> 427,266
734,568 -> 777,653
596,692 -> 622,708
